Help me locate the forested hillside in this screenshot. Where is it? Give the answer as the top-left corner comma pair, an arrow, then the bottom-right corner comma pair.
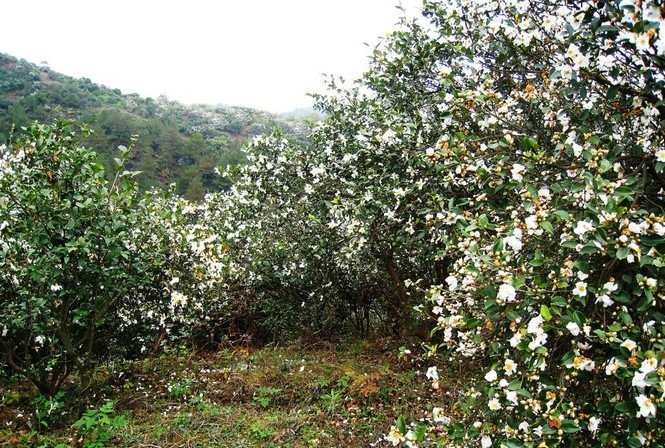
0,53 -> 306,199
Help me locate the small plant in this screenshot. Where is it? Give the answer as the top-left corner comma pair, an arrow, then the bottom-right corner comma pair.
167,378 -> 193,399
253,386 -> 282,409
249,422 -> 276,441
32,391 -> 67,429
72,400 -> 127,448
320,388 -> 343,415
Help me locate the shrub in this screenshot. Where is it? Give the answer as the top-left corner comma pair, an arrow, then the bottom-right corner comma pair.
0,122 -> 165,394
233,0 -> 665,445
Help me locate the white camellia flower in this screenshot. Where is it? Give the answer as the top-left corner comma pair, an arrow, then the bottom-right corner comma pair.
386,426 -> 404,446
588,416 -> 601,434
632,371 -> 648,389
572,281 -> 587,297
655,149 -> 665,162
485,369 -> 498,382
50,284 -> 63,292
445,275 -> 458,291
635,33 -> 651,51
505,390 -> 518,405
432,407 -> 450,424
639,358 -> 658,374
636,394 -> 657,418
621,339 -> 638,352
566,322 -> 581,336
488,398 -> 501,410
511,163 -> 526,181
573,220 -> 594,236
537,186 -> 551,201
503,235 -> 522,252
504,359 -> 517,376
426,366 -> 439,381
481,435 -> 492,448
525,214 -> 538,230
605,357 -> 625,376
509,332 -> 522,347
497,283 -> 517,302
596,294 -> 614,307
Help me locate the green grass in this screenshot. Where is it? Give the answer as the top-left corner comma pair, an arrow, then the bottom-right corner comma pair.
0,341 -> 470,447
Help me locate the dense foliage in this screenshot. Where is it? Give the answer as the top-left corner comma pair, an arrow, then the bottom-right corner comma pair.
0,122 -> 169,395
3,0 -> 665,446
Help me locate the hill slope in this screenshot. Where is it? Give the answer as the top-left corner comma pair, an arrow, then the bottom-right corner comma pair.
0,53 -> 306,199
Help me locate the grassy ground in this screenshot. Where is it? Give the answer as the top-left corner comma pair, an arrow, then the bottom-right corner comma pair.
0,340 -> 470,447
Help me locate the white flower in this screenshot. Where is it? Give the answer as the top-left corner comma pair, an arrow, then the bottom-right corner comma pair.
481,435 -> 492,448
605,357 -> 625,376
445,275 -> 458,291
527,316 -> 544,334
573,220 -> 595,236
640,358 -> 658,374
432,407 -> 450,424
656,149 -> 665,163
488,398 -> 502,410
628,221 -> 645,234
588,416 -> 601,433
426,366 -> 439,381
381,129 -> 398,145
645,277 -> 657,288
505,390 -> 518,405
635,33 -> 651,51
504,359 -> 517,376
50,284 -> 62,292
636,394 -> 657,418
34,335 -> 46,346
632,371 -> 649,389
596,294 -> 613,307
170,291 -> 189,307
511,163 -> 526,181
509,332 -> 522,347
572,281 -> 587,297
504,235 -> 523,252
310,166 -> 325,177
566,322 -> 581,336
497,283 -> 517,302
525,214 -> 538,229
621,339 -> 638,352
653,222 -> 665,236
538,186 -> 551,201
485,369 -> 498,382
386,426 -> 404,446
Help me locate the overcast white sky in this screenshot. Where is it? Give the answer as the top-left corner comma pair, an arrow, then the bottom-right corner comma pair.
1,1 -> 421,113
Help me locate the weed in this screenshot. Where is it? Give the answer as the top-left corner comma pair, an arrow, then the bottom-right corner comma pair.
72,400 -> 127,448
253,386 -> 282,409
32,391 -> 67,429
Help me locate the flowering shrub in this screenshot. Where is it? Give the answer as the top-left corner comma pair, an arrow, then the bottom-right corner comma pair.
3,1 -> 665,445
227,0 -> 665,445
0,122 -> 166,394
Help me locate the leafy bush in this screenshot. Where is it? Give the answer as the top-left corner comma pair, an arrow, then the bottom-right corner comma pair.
205,0 -> 665,445
0,122 -> 166,394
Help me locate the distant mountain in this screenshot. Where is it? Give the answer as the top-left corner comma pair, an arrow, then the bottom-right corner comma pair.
279,107 -> 324,121
0,52 -> 307,199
